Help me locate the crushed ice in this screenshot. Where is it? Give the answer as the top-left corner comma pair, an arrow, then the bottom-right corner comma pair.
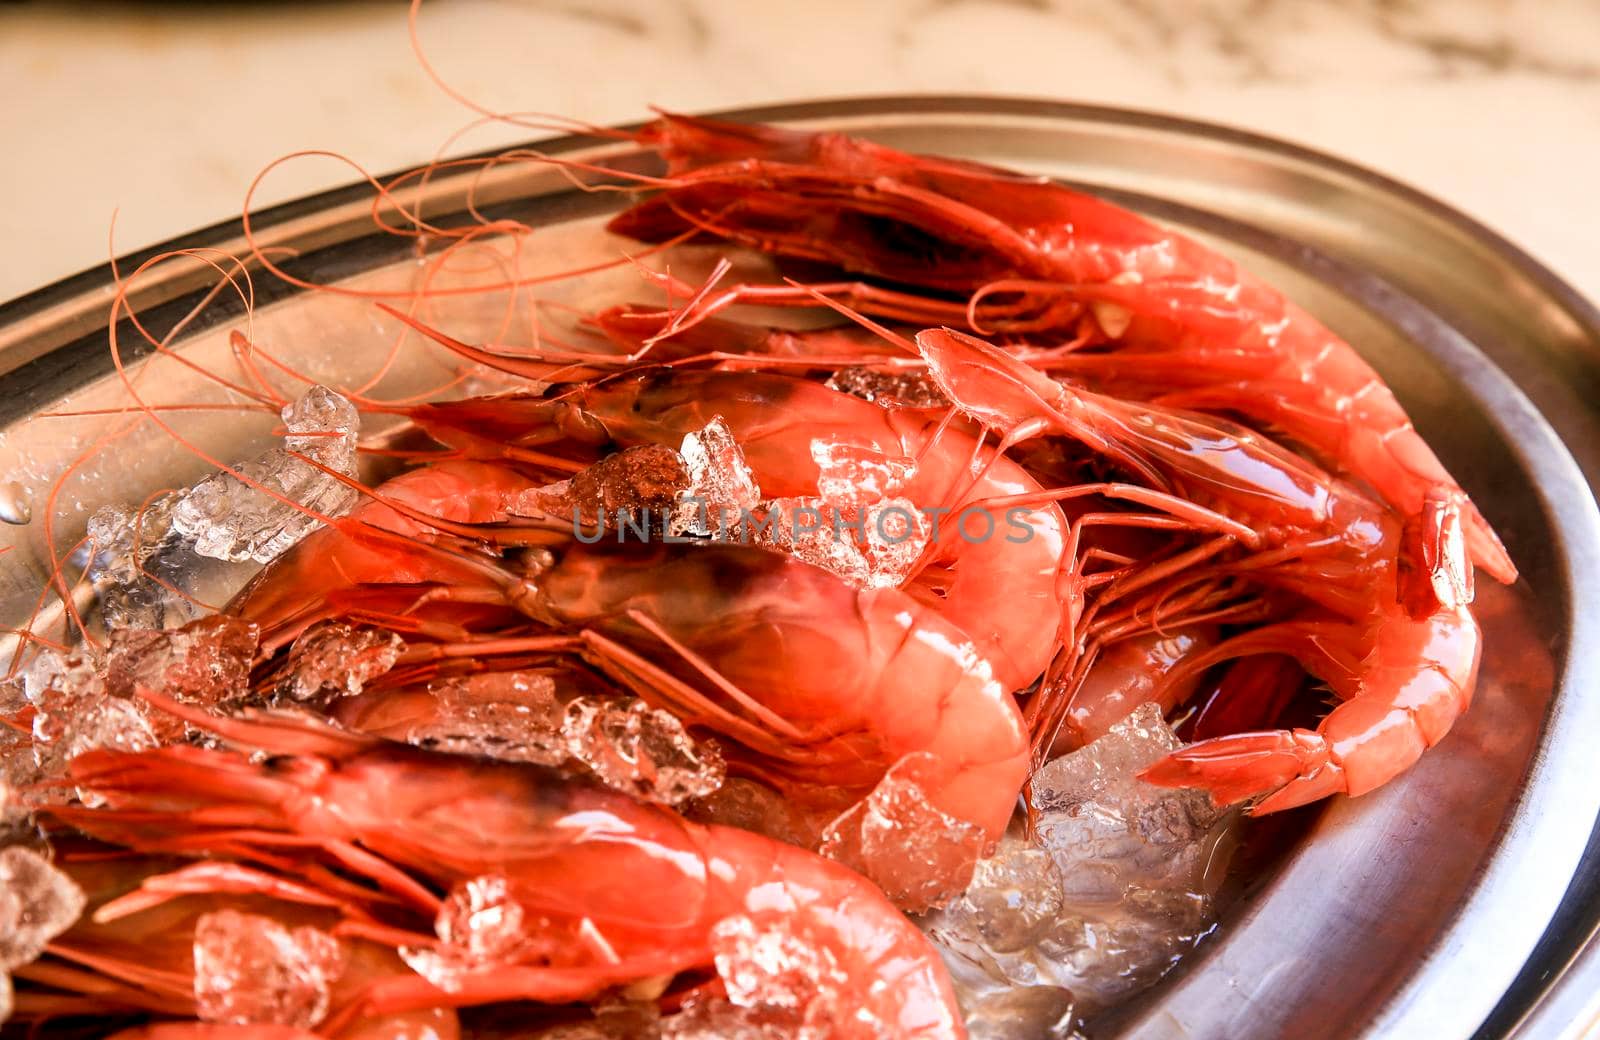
819,752 -> 988,913
652,911 -> 882,1040
401,685 -> 725,807
85,493 -> 199,631
921,704 -> 1232,1034
1,846 -> 88,1024
671,418 -> 761,537
278,621 -> 403,704
21,648 -> 158,805
561,696 -> 725,806
810,441 -> 916,507
399,875 -> 572,992
754,495 -> 931,591
192,909 -> 345,1028
106,616 -> 258,740
172,385 -> 360,564
405,671 -> 568,766
0,847 -> 88,967
11,615 -> 260,800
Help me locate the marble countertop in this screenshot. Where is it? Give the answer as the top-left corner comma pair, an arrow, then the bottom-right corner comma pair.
2,0 -> 1596,306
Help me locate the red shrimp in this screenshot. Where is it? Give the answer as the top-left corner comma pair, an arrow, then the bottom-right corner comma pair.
14,845 -> 455,1039
916,329 -> 1400,619
213,429 -> 1030,881
512,541 -> 1030,845
1049,624 -> 1218,754
400,367 -> 1069,693
914,327 -> 1483,812
1141,489 -> 1480,814
605,112 -> 1515,585
227,460 -> 558,652
237,530 -> 1029,856
49,706 -> 966,1038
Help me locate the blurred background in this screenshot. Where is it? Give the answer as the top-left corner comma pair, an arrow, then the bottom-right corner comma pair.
1,0 -> 1596,304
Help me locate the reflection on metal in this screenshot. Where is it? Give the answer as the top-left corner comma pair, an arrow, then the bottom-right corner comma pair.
1,98 -> 1597,1040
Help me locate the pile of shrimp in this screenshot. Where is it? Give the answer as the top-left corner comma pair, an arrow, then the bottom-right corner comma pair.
0,110 -> 1513,1040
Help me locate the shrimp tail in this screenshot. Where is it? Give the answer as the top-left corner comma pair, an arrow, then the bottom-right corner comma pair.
1144,492 -> 1481,814
1400,484 -> 1476,615
1138,729 -> 1343,811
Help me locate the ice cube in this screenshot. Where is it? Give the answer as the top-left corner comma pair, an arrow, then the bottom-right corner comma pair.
61,698 -> 159,761
956,846 -> 1067,955
84,495 -> 200,632
920,704 -> 1233,1022
1030,703 -> 1222,894
561,697 -> 725,806
106,615 -> 259,740
752,495 -> 928,591
961,985 -> 1079,1040
172,385 -> 361,564
753,497 -> 870,587
817,752 -> 989,913
684,777 -> 810,849
713,913 -> 837,1012
193,909 -> 345,1028
20,648 -> 158,802
282,384 -> 360,461
825,367 -> 949,409
406,671 -> 567,766
671,418 -> 761,537
23,650 -> 105,747
0,846 -> 87,971
702,912 -> 868,1039
279,622 -> 403,703
859,497 -> 932,589
809,441 -> 916,507
398,880 -> 577,993
0,722 -> 37,810
434,875 -> 529,962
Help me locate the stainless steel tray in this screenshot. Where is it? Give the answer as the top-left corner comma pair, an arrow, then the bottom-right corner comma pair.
2,97 -> 1597,1040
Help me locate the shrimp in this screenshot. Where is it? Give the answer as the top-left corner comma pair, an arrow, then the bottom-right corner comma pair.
1049,624 -> 1218,754
605,112 -> 1516,585
13,844 -> 454,1039
1140,489 -> 1481,814
226,460 -> 559,653
914,327 -> 1483,812
399,367 -> 1069,693
237,529 -> 1029,857
47,705 -> 966,1038
220,416 -> 1032,851
508,541 -> 1031,846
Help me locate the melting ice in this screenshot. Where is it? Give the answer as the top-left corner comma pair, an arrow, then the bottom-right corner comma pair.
193,909 -> 345,1028
172,385 -> 360,564
922,704 -> 1232,1036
